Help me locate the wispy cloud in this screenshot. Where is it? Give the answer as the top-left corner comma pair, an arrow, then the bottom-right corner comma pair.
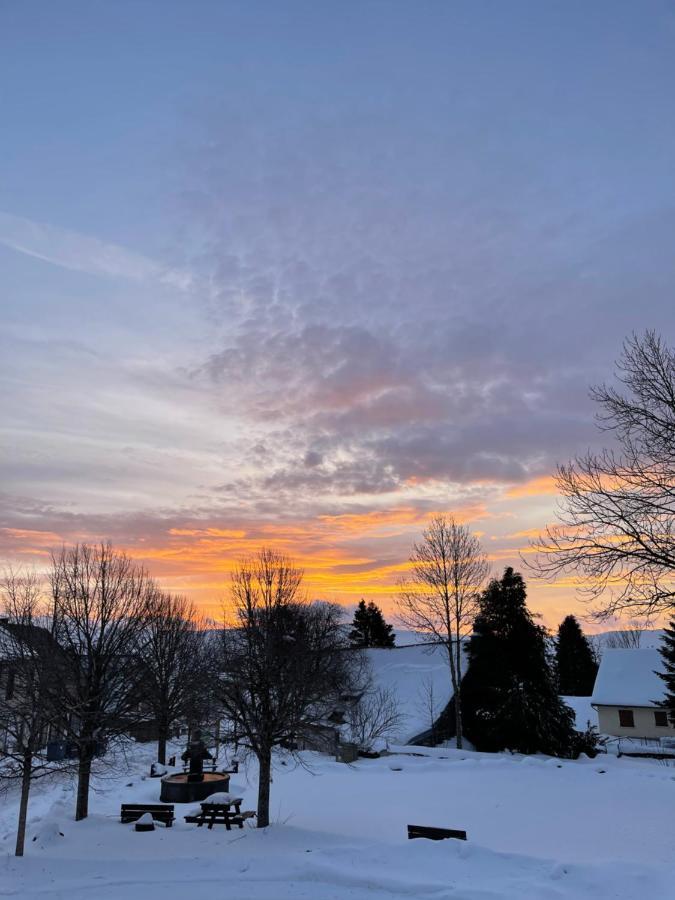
0,210 -> 191,289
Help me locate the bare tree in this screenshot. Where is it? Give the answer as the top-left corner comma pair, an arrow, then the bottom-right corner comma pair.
345,686 -> 403,751
0,571 -> 65,856
605,624 -> 644,649
531,332 -> 675,620
142,591 -> 211,764
397,516 -> 488,749
218,548 -> 365,828
416,674 -> 442,746
49,543 -> 153,820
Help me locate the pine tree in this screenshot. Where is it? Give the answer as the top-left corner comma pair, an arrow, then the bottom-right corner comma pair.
461,567 -> 575,756
350,600 -> 370,647
349,599 -> 395,648
555,615 -> 598,696
657,617 -> 675,725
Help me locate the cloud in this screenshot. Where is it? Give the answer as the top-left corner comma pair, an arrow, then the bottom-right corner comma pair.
5,24 -> 675,628
0,488 -> 499,618
506,476 -> 560,499
0,210 -> 191,289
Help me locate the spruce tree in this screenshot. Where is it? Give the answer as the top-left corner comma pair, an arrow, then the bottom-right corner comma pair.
461,567 -> 575,756
349,599 -> 395,648
657,617 -> 675,725
350,600 -> 370,647
555,615 -> 598,696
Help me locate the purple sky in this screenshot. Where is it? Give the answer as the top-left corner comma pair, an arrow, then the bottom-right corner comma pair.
2,1 -> 675,623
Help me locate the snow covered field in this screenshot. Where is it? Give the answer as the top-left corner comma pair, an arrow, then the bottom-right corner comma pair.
3,741 -> 674,899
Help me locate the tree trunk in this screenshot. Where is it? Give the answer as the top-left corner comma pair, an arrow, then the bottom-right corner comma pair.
454,640 -> 464,750
214,718 -> 221,761
157,722 -> 168,765
15,750 -> 32,857
75,746 -> 93,821
454,684 -> 463,750
446,641 -> 461,748
256,747 -> 272,828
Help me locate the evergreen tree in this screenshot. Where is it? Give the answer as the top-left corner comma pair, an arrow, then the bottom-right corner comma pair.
555,615 -> 598,696
657,617 -> 675,725
461,567 -> 575,756
349,599 -> 395,648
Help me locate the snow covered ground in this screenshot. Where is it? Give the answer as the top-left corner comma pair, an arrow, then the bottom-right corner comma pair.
2,740 -> 674,899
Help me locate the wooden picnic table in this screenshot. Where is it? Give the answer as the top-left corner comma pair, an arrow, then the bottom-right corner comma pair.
184,798 -> 255,831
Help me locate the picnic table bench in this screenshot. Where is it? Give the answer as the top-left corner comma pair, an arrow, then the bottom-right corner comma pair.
121,803 -> 175,827
185,798 -> 255,830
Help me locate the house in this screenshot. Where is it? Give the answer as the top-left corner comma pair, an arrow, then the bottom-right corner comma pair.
591,648 -> 673,739
0,617 -> 64,754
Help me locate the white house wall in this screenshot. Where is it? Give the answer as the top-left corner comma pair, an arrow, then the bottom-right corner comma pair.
596,705 -> 674,739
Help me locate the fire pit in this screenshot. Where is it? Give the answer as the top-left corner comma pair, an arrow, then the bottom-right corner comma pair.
160,771 -> 231,804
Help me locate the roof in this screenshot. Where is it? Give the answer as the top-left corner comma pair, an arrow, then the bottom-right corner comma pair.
367,642 -> 456,743
591,648 -> 667,708
0,620 -> 63,659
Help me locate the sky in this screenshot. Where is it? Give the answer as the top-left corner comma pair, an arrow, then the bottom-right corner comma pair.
2,1 -> 675,627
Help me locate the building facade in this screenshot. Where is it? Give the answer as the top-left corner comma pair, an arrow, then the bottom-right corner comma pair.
591,648 -> 674,740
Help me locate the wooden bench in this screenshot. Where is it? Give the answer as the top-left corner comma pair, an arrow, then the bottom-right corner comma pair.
184,799 -> 255,830
121,804 -> 175,827
407,824 -> 467,841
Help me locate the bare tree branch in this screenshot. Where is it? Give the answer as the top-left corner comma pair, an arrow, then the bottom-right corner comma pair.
218,548 -> 366,827
0,570 -> 70,856
141,591 -> 213,765
48,543 -> 154,820
345,686 -> 403,750
530,332 -> 675,619
397,516 -> 488,748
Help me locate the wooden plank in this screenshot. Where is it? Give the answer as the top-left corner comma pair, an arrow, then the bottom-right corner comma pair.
201,800 -> 243,808
122,803 -> 173,813
121,811 -> 174,818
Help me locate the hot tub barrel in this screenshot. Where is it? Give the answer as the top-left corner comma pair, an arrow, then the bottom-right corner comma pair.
160,771 -> 231,803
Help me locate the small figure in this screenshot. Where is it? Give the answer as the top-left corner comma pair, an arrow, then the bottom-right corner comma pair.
181,730 -> 213,778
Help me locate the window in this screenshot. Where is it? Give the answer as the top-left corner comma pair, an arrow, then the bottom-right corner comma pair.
618,709 -> 634,728
4,670 -> 15,701
654,710 -> 669,727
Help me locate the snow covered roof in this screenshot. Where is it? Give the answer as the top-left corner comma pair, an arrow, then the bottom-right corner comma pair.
367,642 -> 455,743
591,648 -> 667,708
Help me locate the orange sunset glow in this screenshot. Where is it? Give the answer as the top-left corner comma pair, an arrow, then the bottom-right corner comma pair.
0,475 -> 599,628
